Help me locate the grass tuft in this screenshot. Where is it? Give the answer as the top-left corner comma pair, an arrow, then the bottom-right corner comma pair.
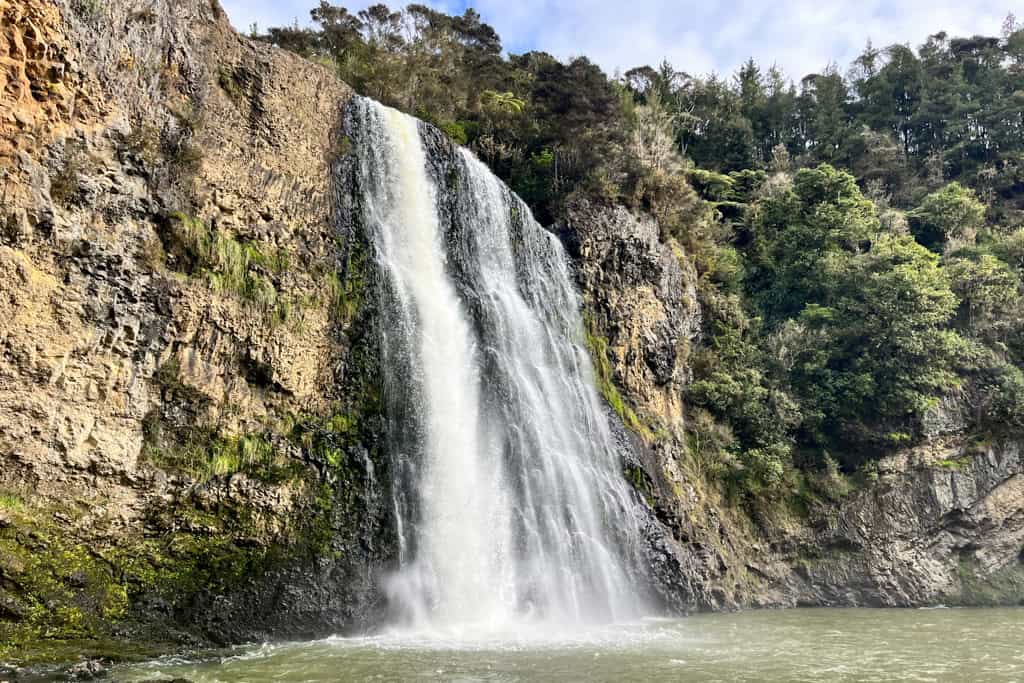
0,491 -> 24,511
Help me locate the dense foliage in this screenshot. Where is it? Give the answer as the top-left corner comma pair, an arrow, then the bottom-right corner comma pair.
256,6 -> 1024,494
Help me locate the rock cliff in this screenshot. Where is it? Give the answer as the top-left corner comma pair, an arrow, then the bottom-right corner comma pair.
1,0 -> 392,663
777,439 -> 1024,607
559,201 -> 1024,613
0,0 -> 1021,669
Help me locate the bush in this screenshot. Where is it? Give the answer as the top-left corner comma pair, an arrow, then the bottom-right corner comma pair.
623,164 -> 708,241
123,123 -> 161,168
166,102 -> 205,179
440,121 -> 468,146
217,65 -> 245,102
909,182 -> 987,252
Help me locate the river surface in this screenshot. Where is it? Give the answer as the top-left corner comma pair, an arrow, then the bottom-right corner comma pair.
117,608 -> 1023,682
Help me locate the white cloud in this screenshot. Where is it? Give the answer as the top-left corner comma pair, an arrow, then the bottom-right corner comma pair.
220,0 -> 1012,78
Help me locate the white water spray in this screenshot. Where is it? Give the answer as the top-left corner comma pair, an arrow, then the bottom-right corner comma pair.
349,98 -> 649,633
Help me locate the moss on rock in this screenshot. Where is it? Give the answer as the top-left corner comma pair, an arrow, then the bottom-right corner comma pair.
0,500 -> 139,661
584,320 -> 654,441
0,468 -> 343,665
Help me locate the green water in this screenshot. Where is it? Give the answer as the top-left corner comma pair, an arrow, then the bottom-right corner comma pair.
118,608 -> 1023,682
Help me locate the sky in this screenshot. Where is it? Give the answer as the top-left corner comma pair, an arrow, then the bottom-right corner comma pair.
221,1 -> 1014,79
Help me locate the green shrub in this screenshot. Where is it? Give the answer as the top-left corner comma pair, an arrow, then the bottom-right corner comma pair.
0,491 -> 24,511
143,420 -> 291,483
123,123 -> 162,167
327,241 -> 368,327
440,121 -> 468,146
166,102 -> 205,178
163,213 -> 299,326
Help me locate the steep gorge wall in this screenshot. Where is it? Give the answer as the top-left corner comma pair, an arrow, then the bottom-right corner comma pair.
1,0 -> 394,662
0,0 -> 1021,669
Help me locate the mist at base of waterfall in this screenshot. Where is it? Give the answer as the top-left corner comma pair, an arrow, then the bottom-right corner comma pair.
116,608 -> 1024,682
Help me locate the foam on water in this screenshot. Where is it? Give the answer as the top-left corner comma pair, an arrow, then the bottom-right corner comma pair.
117,609 -> 1024,682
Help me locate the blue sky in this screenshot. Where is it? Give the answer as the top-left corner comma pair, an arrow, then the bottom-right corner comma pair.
221,1 -> 1013,78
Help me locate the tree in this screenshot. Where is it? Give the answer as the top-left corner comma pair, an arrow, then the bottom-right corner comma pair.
746,164 -> 878,322
854,44 -> 922,156
677,74 -> 757,171
800,66 -> 852,162
946,254 -> 1022,340
908,182 -> 986,251
791,234 -> 962,460
687,282 -> 800,492
629,90 -> 680,172
480,90 -> 525,114
311,1 -> 363,55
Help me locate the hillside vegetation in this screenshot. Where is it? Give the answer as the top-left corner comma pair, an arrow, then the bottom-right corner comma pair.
256,4 -> 1024,499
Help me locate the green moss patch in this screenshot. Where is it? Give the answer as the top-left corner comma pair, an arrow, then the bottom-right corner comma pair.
156,212 -> 308,328
0,477 -> 329,666
327,233 -> 369,328
0,500 -> 141,662
584,322 -> 654,441
142,418 -> 301,485
936,455 -> 972,471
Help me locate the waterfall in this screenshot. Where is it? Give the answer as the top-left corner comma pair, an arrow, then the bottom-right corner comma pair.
348,98 -> 650,632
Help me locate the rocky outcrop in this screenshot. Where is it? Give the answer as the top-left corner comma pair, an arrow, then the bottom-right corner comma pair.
0,0 -> 392,663
775,439 -> 1024,607
556,200 -> 700,425
557,200 -> 1024,614
558,200 -> 769,612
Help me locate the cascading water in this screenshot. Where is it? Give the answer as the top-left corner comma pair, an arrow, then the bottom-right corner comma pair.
348,98 -> 651,633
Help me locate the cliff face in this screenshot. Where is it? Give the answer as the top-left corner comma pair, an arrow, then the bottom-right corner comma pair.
778,440 -> 1024,607
558,201 -> 1024,612
554,201 -> 760,611
1,0 -> 1022,669
1,0 -> 393,662
556,200 -> 700,425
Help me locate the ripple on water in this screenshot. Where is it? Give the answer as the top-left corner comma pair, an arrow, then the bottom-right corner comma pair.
116,608 -> 1024,683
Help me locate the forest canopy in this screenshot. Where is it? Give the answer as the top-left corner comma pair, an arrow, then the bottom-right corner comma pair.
254,5 -> 1024,497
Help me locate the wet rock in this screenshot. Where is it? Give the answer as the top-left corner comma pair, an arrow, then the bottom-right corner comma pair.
0,591 -> 26,621
62,659 -> 105,680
